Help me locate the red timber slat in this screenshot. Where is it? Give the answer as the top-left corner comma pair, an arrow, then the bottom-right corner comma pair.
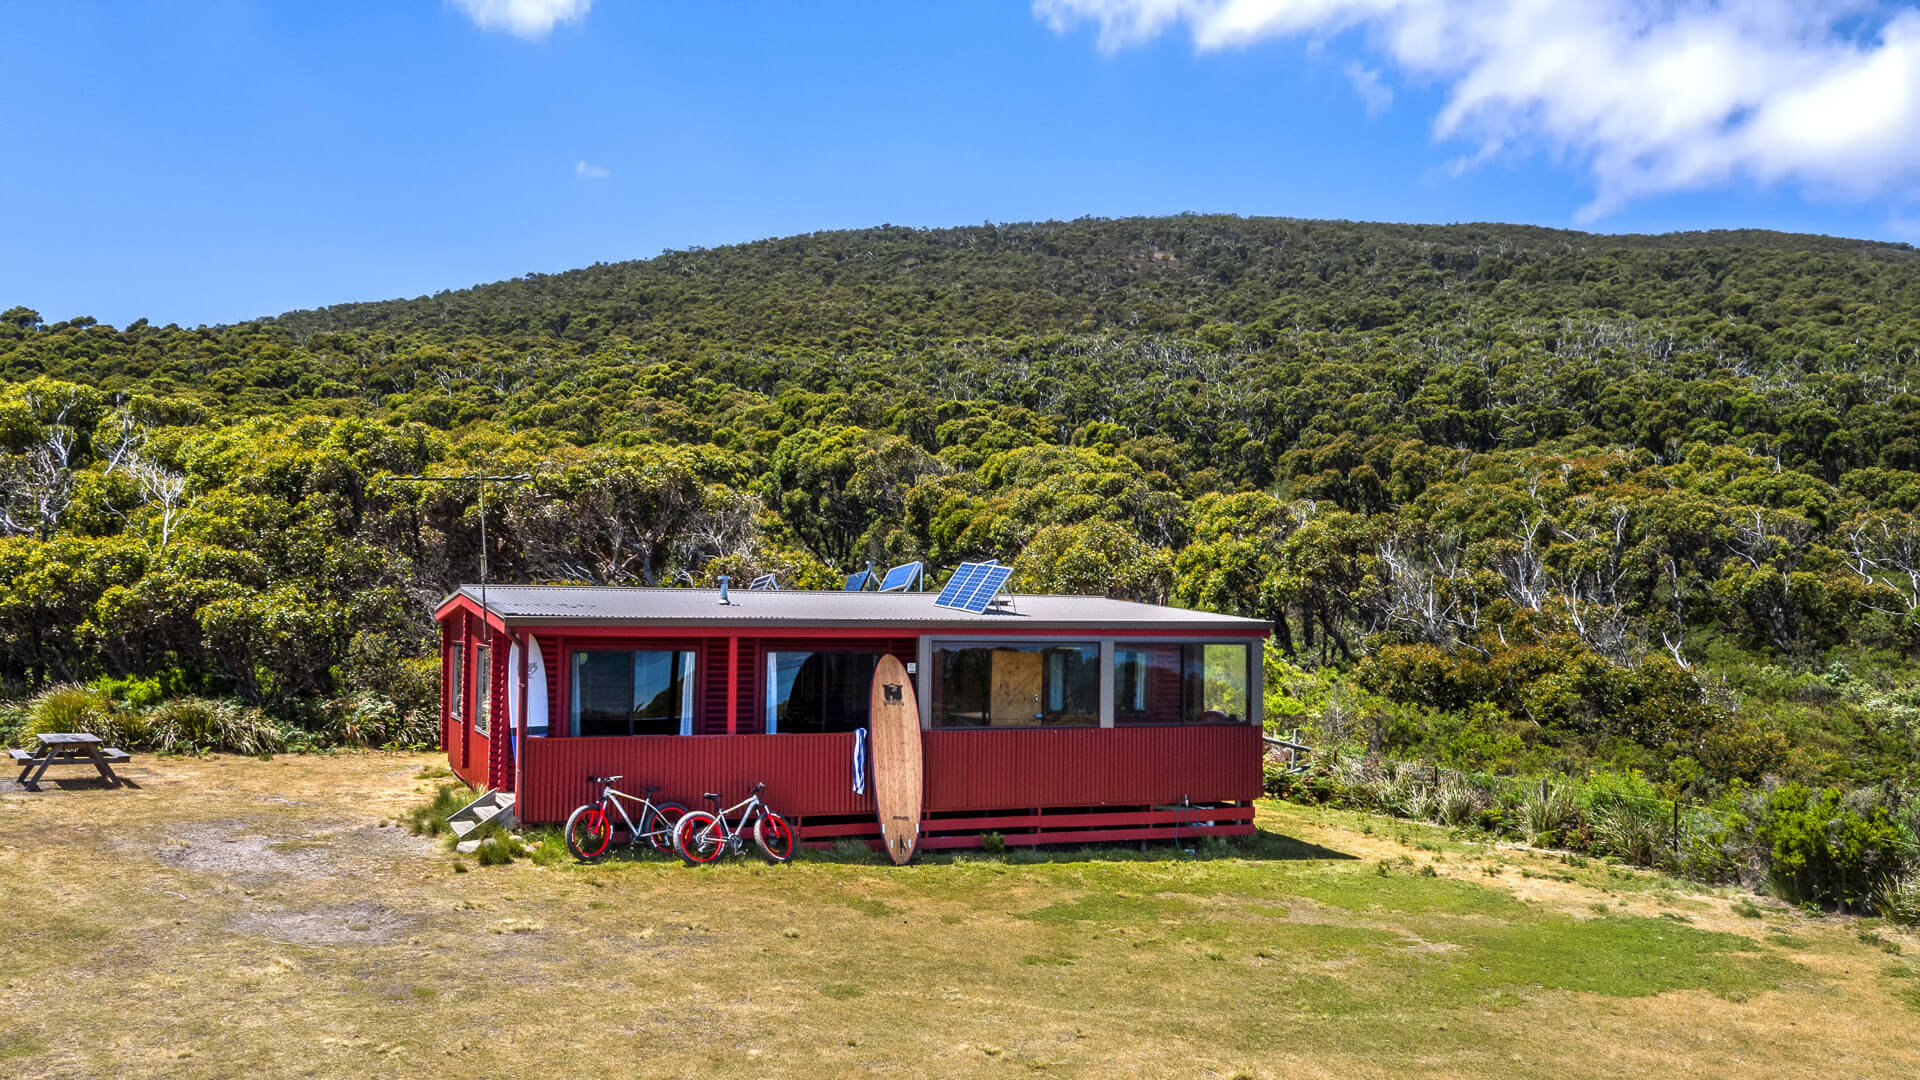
921,724 -> 1263,812
918,822 -> 1253,850
519,732 -> 872,824
920,805 -> 1255,834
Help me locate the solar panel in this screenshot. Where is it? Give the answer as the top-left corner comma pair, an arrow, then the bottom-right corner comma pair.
933,560 -> 1012,613
843,569 -> 871,591
955,564 -> 1015,612
877,561 -> 923,592
748,573 -> 779,590
933,561 -> 991,608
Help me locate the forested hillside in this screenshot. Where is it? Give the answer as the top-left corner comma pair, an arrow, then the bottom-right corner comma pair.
4,215 -> 1920,792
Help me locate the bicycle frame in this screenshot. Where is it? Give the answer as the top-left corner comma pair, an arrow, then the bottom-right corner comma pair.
690,791 -> 767,851
589,780 -> 675,844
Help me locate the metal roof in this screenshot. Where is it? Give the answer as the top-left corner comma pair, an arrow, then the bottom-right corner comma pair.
443,584 -> 1269,634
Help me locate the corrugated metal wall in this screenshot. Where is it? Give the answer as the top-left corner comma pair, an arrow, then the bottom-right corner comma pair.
922,725 -> 1263,812
518,732 -> 873,823
516,723 -> 1262,824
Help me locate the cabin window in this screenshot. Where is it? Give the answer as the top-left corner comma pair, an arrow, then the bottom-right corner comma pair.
570,649 -> 697,736
765,651 -> 880,734
931,641 -> 1099,728
472,644 -> 491,736
1114,643 -> 1251,725
448,642 -> 464,723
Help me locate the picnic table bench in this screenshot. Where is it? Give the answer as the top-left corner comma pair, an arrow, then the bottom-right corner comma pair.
10,733 -> 130,790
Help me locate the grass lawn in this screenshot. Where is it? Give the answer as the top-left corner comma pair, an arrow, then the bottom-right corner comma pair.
2,752 -> 1916,1079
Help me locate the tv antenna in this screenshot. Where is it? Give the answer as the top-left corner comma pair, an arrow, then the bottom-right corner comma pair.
388,473 -> 534,642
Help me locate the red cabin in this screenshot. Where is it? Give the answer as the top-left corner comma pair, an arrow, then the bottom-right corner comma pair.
434,584 -> 1270,850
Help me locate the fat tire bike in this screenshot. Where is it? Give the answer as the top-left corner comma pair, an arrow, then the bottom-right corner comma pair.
563,775 -> 688,862
671,782 -> 795,865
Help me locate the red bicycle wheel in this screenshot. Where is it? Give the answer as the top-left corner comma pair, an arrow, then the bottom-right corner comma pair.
675,811 -> 725,865
564,805 -> 613,861
754,811 -> 795,863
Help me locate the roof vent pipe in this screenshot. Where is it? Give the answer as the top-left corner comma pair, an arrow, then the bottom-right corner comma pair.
718,575 -> 732,605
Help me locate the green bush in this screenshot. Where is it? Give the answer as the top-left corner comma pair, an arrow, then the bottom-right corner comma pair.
1754,783 -> 1909,910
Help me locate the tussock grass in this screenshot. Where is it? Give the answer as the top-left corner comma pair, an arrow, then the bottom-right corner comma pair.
402,781 -> 473,838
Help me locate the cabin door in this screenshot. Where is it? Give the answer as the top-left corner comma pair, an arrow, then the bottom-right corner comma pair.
990,650 -> 1043,726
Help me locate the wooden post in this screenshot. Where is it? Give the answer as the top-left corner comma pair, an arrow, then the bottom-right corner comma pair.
727,635 -> 740,735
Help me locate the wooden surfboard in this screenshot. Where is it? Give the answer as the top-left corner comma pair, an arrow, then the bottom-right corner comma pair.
868,654 -> 924,865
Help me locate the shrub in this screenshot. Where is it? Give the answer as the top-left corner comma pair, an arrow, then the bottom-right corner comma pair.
981,831 -> 1006,855
1754,783 -> 1909,910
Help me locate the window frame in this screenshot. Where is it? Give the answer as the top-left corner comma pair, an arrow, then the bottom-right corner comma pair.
763,648 -> 884,735
567,646 -> 699,737
1111,639 -> 1256,727
448,637 -> 465,724
472,643 -> 491,736
926,638 -> 1103,730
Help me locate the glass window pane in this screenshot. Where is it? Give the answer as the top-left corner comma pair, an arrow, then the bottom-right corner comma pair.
449,645 -> 464,721
1184,643 -> 1250,724
572,650 -> 634,736
473,645 -> 491,736
932,642 -> 1097,728
571,649 -> 697,736
1114,644 -> 1184,726
768,651 -> 878,734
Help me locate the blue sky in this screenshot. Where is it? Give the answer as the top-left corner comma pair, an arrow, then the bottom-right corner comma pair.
3,1 -> 1917,328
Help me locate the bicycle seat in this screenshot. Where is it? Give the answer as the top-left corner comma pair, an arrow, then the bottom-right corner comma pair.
642,785 -> 661,794
702,792 -> 721,802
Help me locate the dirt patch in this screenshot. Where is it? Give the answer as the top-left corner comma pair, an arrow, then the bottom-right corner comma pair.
227,902 -> 419,945
147,819 -> 434,884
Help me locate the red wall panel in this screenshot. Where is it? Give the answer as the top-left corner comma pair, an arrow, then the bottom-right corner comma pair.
518,732 -> 872,824
921,725 -> 1263,812
515,724 -> 1262,824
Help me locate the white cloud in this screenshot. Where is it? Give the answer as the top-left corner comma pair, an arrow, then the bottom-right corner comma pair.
576,160 -> 612,180
1344,61 -> 1391,116
1035,0 -> 1920,219
453,0 -> 590,41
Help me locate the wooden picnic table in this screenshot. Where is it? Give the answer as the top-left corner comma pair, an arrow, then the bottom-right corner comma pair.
9,733 -> 130,790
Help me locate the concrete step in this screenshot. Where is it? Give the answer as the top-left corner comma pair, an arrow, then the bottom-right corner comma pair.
447,790 -> 517,838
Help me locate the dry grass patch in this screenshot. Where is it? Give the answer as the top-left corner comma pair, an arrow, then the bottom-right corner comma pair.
0,755 -> 1916,1078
